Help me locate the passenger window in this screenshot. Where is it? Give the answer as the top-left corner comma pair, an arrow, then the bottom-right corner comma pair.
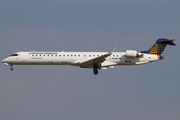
117,55 -> 118,57
84,55 -> 86,57
71,55 -> 73,57
74,55 -> 76,57
44,55 -> 45,57
59,55 -> 61,57
89,55 -> 91,57
63,55 -> 65,57
32,55 -> 34,56
51,55 -> 53,57
78,55 -> 80,57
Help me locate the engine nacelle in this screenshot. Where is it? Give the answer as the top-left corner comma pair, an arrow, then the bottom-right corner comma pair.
125,50 -> 142,58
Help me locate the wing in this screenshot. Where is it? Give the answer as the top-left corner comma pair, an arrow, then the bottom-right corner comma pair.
79,47 -> 116,68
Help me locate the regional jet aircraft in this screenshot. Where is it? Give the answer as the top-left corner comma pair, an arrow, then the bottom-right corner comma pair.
2,39 -> 176,75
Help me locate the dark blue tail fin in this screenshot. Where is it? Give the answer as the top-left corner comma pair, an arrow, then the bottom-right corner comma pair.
141,38 -> 176,55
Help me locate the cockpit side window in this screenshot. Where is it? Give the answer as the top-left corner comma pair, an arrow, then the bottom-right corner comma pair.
10,54 -> 18,56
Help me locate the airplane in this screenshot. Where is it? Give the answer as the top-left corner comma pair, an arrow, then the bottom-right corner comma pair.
2,38 -> 176,75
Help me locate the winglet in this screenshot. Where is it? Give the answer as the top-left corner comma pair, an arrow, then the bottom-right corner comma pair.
107,47 -> 116,55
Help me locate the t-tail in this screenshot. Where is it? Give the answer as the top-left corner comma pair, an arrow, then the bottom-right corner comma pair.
141,38 -> 176,55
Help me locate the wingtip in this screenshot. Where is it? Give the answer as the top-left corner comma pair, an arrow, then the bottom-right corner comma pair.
112,47 -> 116,50
108,47 -> 116,55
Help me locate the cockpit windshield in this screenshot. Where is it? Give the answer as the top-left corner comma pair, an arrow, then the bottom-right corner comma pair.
10,54 -> 18,56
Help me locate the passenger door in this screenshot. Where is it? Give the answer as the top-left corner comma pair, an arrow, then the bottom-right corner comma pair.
21,52 -> 27,62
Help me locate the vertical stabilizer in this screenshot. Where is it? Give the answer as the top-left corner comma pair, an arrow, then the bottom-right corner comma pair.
141,38 -> 176,55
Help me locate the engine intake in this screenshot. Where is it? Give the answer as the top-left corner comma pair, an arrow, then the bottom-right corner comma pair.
126,50 -> 143,58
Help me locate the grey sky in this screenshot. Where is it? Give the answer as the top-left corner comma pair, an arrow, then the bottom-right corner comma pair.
0,1 -> 180,120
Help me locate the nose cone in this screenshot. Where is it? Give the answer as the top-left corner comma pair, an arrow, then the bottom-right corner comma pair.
2,58 -> 10,64
2,58 -> 6,63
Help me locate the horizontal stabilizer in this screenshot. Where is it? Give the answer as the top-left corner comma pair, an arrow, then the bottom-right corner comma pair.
157,39 -> 176,45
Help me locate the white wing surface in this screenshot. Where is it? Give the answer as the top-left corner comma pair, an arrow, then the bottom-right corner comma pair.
79,47 -> 116,68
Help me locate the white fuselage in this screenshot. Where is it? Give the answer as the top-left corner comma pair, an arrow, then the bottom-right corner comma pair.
2,38 -> 174,75
2,51 -> 160,68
